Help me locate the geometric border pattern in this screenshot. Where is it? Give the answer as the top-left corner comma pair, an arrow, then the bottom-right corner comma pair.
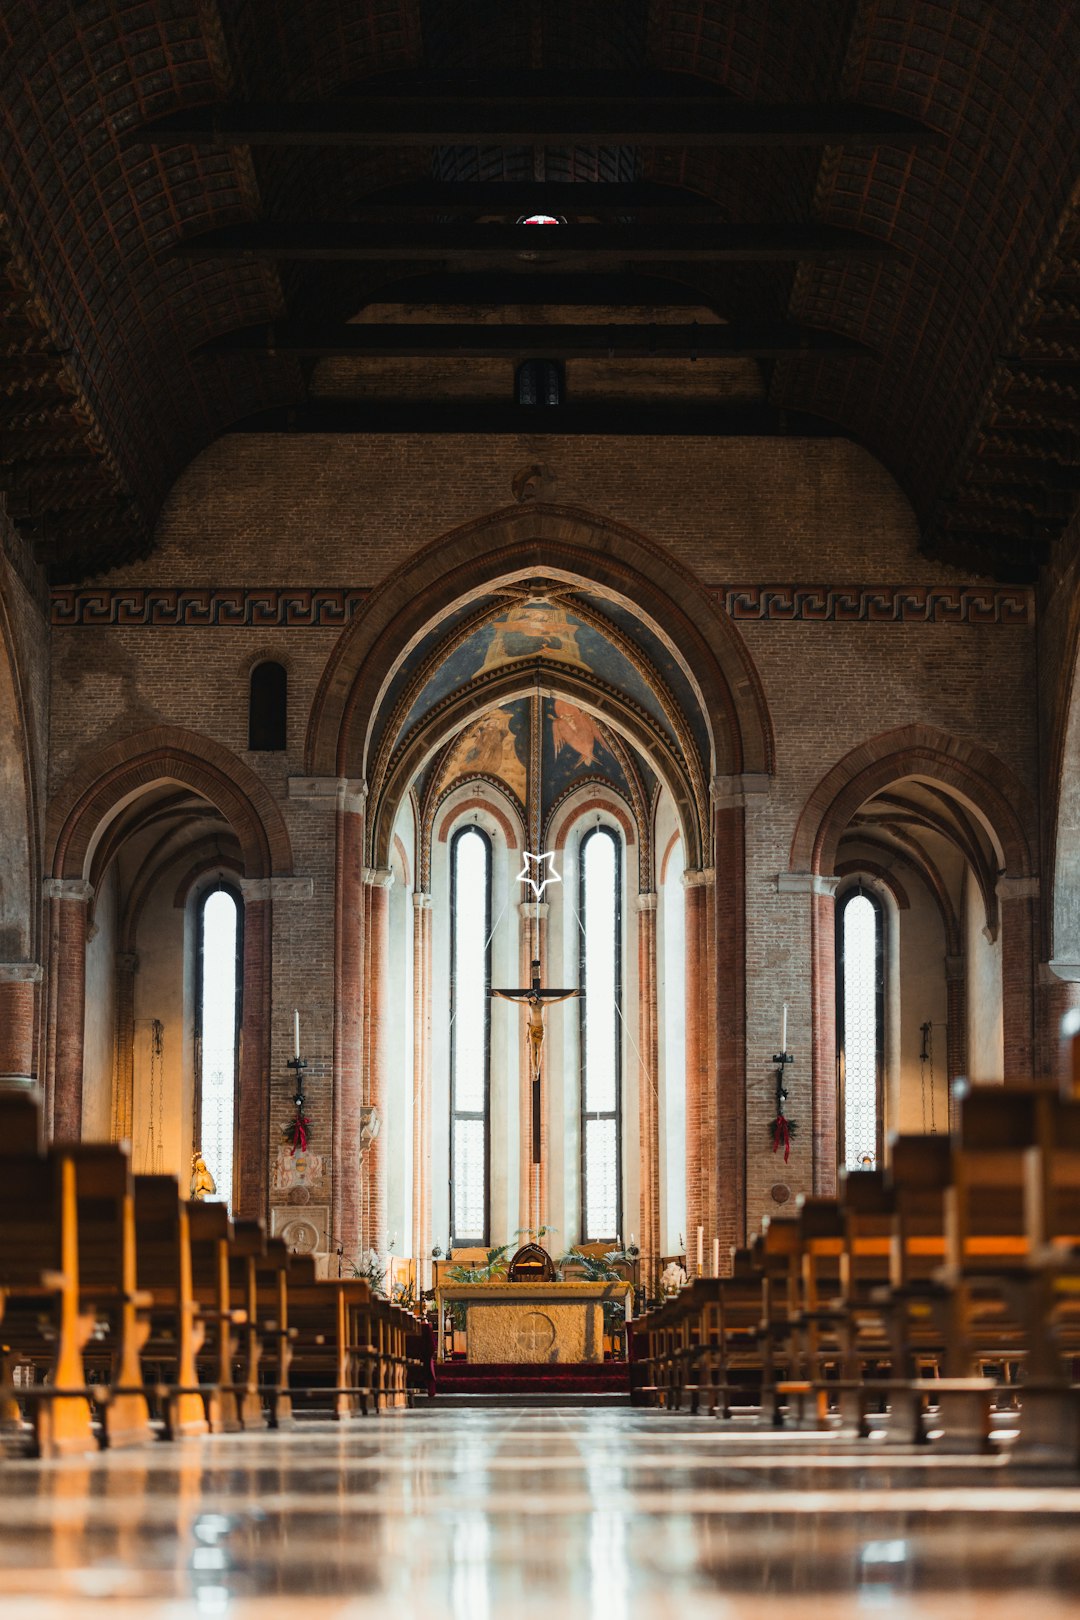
50,583 -> 1033,627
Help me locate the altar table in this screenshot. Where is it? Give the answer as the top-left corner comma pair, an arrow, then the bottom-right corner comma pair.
435,1280 -> 632,1364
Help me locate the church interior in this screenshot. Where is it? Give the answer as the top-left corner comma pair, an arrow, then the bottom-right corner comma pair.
3,0 -> 1080,1611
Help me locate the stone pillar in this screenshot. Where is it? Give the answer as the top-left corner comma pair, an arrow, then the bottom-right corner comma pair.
362,867 -> 393,1256
635,892 -> 660,1283
0,960 -> 41,1091
944,953 -> 966,1133
44,878 -> 93,1141
780,872 -> 841,1199
412,891 -> 432,1287
714,782 -> 755,1263
683,869 -> 713,1256
998,875 -> 1038,1077
1045,960 -> 1080,1092
111,952 -> 139,1141
235,883 -> 272,1221
334,785 -> 366,1261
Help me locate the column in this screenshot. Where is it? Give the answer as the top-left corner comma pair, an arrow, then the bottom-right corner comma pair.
779,871 -> 841,1199
412,890 -> 432,1287
714,789 -> 749,1262
111,952 -> 138,1141
944,953 -> 966,1133
43,877 -> 93,1141
362,866 -> 393,1256
235,881 -> 272,1220
636,892 -> 660,1285
998,875 -> 1038,1076
334,786 -> 366,1261
0,961 -> 41,1092
683,869 -> 713,1254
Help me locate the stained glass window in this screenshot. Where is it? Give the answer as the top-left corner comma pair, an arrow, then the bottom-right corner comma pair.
580,826 -> 622,1240
451,826 -> 491,1243
839,890 -> 883,1173
197,888 -> 241,1211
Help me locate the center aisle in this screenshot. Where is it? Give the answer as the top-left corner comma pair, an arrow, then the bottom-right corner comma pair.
3,1409 -> 1080,1616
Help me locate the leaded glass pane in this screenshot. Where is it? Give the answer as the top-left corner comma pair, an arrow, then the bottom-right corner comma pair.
843,894 -> 879,1173
583,831 -> 617,1113
199,889 -> 238,1212
584,1117 -> 618,1239
452,829 -> 489,1113
453,1117 -> 486,1240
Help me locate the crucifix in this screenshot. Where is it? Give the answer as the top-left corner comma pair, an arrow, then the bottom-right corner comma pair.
492,955 -> 578,1167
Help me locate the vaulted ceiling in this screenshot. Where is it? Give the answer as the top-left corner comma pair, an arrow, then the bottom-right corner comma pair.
0,2 -> 1077,581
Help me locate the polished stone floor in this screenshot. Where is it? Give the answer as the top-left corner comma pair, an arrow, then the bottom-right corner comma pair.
4,1407 -> 1080,1617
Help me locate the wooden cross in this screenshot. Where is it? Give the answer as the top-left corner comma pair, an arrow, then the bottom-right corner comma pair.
491,958 -> 578,1163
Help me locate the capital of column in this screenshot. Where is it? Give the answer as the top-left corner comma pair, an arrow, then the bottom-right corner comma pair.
238,875 -> 314,901
996,875 -> 1040,900
944,953 -> 966,983
636,891 -> 658,912
0,961 -> 42,984
519,900 -> 550,919
711,772 -> 771,809
363,867 -> 395,889
682,867 -> 716,889
42,877 -> 93,903
289,776 -> 367,814
777,871 -> 840,898
1048,959 -> 1080,984
412,890 -> 433,912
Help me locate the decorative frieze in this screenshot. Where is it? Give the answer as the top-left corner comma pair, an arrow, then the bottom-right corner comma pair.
723,585 -> 1032,625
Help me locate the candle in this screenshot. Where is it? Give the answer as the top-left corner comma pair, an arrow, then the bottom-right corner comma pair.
712,1238 -> 720,1276
294,1008 -> 300,1059
781,1001 -> 788,1055
624,1287 -> 632,1321
696,1225 -> 703,1269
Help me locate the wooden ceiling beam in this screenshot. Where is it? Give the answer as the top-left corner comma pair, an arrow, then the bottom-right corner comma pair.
225,400 -> 843,436
198,319 -> 873,359
172,221 -> 892,264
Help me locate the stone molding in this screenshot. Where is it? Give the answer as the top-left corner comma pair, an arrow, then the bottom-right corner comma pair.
238,876 -> 314,901
0,961 -> 42,983
636,891 -> 658,912
996,875 -> 1040,900
682,867 -> 716,889
289,776 -> 366,814
0,1073 -> 37,1090
42,878 -> 93,903
363,867 -> 395,889
944,953 -> 966,982
777,872 -> 841,897
711,772 -> 771,808
1048,959 -> 1080,984
412,890 -> 433,912
518,900 -> 550,919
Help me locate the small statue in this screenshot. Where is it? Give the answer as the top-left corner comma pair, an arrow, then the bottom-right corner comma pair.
190,1152 -> 216,1201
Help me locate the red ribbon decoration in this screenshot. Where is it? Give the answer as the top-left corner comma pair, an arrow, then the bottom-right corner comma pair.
772,1114 -> 791,1163
289,1113 -> 309,1156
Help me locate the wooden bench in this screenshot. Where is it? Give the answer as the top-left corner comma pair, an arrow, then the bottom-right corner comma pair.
133,1174 -> 210,1437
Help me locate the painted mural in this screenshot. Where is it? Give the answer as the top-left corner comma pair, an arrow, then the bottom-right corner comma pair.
541,696 -> 633,817
436,699 -> 529,805
400,596 -> 675,742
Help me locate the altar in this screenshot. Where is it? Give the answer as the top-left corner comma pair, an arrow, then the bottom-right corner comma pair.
436,1281 -> 632,1364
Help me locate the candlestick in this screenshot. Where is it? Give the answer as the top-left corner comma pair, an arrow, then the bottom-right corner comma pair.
781,1001 -> 788,1055
712,1238 -> 720,1276
294,1008 -> 300,1059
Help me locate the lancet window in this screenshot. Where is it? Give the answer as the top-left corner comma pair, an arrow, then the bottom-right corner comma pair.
837,887 -> 885,1173
450,824 -> 492,1244
579,825 -> 622,1240
196,886 -> 242,1210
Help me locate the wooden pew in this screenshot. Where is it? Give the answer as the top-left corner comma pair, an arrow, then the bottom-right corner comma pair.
133,1174 -> 209,1437
0,1094 -> 96,1456
253,1236 -> 295,1429
286,1273 -> 377,1418
186,1200 -> 242,1432
227,1219 -> 270,1430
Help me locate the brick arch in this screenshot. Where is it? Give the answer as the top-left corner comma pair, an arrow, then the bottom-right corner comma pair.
551,793 -> 636,853
47,726 -> 293,882
790,724 -> 1036,880
304,503 -> 773,785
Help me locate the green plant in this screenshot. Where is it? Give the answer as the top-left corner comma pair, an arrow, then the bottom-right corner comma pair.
446,1244 -> 511,1284
349,1248 -> 388,1297
557,1246 -> 634,1281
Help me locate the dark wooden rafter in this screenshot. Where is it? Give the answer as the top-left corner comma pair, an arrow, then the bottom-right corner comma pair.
225,401 -> 840,436
198,319 -> 873,360
127,90 -> 944,150
287,180 -> 755,220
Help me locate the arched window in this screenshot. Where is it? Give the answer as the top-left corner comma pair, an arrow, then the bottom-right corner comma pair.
580,825 -> 622,1240
837,888 -> 884,1172
516,359 -> 562,406
196,886 -> 243,1210
450,825 -> 492,1244
248,660 -> 287,751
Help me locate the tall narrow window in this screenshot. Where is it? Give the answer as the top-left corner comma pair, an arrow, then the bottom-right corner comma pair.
580,825 -> 622,1240
837,888 -> 884,1172
197,887 -> 242,1211
450,826 -> 491,1244
249,660 -> 287,751
516,359 -> 562,405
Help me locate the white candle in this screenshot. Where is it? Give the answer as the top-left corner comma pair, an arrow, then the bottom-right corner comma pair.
781,1001 -> 788,1054
624,1288 -> 632,1321
294,1008 -> 300,1059
712,1238 -> 720,1276
696,1225 -> 703,1269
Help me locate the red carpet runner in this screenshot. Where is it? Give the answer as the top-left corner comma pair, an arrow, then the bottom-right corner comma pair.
435,1361 -> 631,1396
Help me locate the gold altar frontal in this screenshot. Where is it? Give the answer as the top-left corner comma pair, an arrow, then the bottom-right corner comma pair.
436,1281 -> 632,1364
